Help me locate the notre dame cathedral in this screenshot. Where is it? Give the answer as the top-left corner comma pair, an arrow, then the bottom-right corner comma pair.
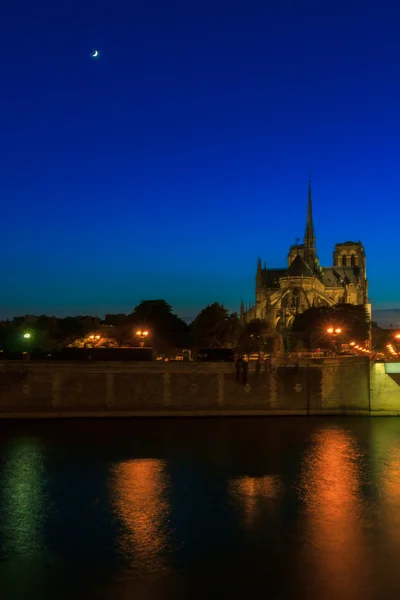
240,182 -> 369,330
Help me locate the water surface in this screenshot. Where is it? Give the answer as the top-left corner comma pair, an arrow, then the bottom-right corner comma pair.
1,417 -> 400,599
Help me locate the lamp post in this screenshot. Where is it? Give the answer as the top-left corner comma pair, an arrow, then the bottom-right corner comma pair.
23,332 -> 31,360
327,327 -> 342,355
136,330 -> 149,347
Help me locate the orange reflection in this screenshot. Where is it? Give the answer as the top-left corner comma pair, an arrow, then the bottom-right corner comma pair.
112,459 -> 170,572
299,428 -> 372,600
229,475 -> 282,527
381,447 -> 400,543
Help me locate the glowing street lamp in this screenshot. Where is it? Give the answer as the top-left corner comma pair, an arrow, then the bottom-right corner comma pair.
326,326 -> 342,355
22,332 -> 31,360
326,327 -> 342,337
136,330 -> 149,347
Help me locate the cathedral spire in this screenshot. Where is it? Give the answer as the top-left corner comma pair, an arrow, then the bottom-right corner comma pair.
303,179 -> 318,273
304,179 -> 316,249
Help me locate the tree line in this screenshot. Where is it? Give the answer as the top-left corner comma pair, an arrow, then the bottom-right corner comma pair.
0,299 -> 371,355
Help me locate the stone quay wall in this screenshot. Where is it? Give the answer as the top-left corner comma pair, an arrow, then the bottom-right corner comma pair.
370,362 -> 400,415
0,357 -> 382,418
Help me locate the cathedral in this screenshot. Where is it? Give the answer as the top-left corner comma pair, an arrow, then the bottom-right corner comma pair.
240,182 -> 369,331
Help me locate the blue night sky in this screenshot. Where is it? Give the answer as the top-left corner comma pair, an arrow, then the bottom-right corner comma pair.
1,0 -> 400,321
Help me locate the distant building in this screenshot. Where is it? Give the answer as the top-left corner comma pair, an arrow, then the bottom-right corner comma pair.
241,182 -> 369,330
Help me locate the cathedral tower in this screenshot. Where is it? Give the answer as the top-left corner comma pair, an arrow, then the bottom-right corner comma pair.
333,241 -> 366,274
332,241 -> 368,304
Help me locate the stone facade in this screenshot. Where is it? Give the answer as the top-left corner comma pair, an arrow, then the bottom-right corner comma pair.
241,182 -> 369,330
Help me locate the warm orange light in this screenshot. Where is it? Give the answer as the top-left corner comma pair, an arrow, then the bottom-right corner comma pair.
350,342 -> 355,346
136,330 -> 149,338
89,335 -> 95,340
395,334 -> 400,339
327,328 -> 334,334
95,335 -> 100,340
355,346 -> 359,349
335,328 -> 341,334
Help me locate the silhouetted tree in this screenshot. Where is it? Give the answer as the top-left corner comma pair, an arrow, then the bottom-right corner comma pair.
291,303 -> 370,348
371,322 -> 396,351
238,318 -> 273,355
52,317 -> 87,348
129,300 -> 190,352
191,303 -> 240,348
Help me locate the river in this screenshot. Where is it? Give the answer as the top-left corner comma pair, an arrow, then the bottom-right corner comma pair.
1,417 -> 400,599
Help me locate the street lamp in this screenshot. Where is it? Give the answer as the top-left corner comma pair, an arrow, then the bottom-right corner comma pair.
326,327 -> 342,355
23,332 -> 31,360
326,327 -> 341,336
136,330 -> 149,347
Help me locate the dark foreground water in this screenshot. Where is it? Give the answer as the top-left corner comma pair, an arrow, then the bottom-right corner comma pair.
2,418 -> 400,599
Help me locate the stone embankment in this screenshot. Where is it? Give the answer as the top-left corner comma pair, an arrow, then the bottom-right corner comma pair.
0,356 -> 394,418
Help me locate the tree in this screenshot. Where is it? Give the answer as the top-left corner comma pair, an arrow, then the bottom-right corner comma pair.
129,300 -> 190,353
191,303 -> 240,349
68,333 -> 118,348
238,318 -> 273,355
371,322 -> 396,351
0,317 -> 53,353
291,303 -> 371,348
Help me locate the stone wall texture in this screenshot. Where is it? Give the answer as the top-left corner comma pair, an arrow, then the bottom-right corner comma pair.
0,356 -> 392,418
370,362 -> 400,415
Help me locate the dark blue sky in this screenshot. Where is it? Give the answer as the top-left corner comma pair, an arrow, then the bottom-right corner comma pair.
1,0 -> 400,320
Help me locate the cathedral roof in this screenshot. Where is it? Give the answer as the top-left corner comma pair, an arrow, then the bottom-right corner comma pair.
336,241 -> 362,246
284,254 -> 315,278
322,267 -> 360,287
262,268 -> 286,288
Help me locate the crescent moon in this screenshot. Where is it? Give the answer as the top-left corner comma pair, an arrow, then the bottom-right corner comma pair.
92,50 -> 98,58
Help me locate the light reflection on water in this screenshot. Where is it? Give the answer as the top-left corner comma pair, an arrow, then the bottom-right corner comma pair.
229,475 -> 283,527
297,427 -> 375,600
2,418 -> 400,599
111,458 -> 172,574
0,438 -> 46,558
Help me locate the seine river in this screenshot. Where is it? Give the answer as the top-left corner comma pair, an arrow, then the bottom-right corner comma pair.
1,417 -> 400,599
